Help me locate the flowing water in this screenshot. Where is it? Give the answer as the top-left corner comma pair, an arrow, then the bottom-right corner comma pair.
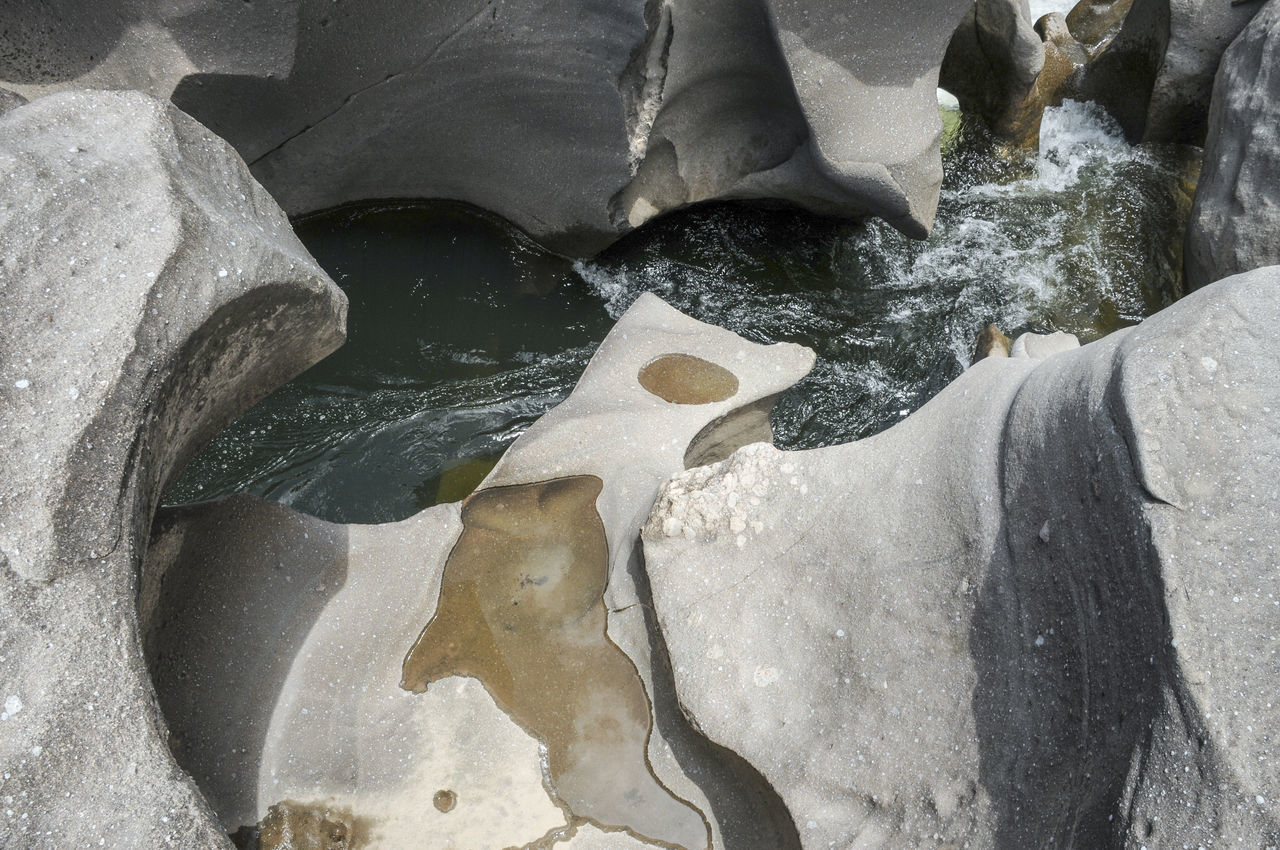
165,101 -> 1198,522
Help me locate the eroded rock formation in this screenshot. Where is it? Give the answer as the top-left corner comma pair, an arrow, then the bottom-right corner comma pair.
1186,0 -> 1280,290
1065,0 -> 1135,56
939,0 -> 1046,144
143,294 -> 815,848
1079,0 -> 1264,143
0,0 -> 972,253
643,268 -> 1280,848
0,90 -> 347,847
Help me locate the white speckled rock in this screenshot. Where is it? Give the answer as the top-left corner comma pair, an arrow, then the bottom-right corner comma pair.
0,90 -> 346,849
643,267 -> 1280,848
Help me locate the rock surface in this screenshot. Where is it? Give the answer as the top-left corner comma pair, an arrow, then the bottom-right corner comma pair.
1186,0 -> 1280,290
0,0 -> 972,253
0,87 -> 24,114
144,294 -> 815,848
643,268 -> 1280,848
939,0 -> 1046,144
1080,0 -> 1263,143
0,90 -> 346,848
1065,0 -> 1135,56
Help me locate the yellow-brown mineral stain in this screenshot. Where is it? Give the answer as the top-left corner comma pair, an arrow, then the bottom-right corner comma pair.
252,800 -> 366,850
432,789 -> 457,813
401,475 -> 710,849
638,353 -> 738,404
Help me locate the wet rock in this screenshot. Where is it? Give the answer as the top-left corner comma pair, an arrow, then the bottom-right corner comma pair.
145,294 -> 814,848
939,0 -> 1046,144
0,90 -> 346,848
1034,13 -> 1091,103
620,0 -> 973,239
643,267 -> 1280,848
1066,0 -> 1136,56
972,323 -> 1013,360
1079,0 -> 1263,144
1186,0 -> 1280,290
253,800 -> 362,850
1,0 -> 972,253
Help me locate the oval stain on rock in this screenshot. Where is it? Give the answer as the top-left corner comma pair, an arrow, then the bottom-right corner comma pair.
401,475 -> 710,849
638,354 -> 738,404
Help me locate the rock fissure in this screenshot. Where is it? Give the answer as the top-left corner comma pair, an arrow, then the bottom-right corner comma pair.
248,0 -> 499,170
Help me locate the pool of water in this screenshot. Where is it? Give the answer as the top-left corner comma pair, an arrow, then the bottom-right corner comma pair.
164,100 -> 1198,523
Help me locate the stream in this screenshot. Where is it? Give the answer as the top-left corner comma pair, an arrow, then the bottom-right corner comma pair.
165,100 -> 1198,523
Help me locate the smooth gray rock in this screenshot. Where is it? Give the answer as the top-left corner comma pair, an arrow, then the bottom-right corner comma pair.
0,90 -> 346,848
0,0 -> 971,253
144,294 -> 814,848
1186,0 -> 1280,290
939,0 -> 1047,142
643,268 -> 1280,848
1081,0 -> 1263,143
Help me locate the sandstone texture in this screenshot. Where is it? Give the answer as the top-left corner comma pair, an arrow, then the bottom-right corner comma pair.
1081,0 -> 1263,143
0,0 -> 972,253
144,294 -> 814,848
939,0 -> 1047,144
0,91 -> 346,847
643,268 -> 1280,848
1186,0 -> 1280,290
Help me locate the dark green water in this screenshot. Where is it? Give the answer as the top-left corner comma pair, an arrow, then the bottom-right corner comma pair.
165,101 -> 1198,523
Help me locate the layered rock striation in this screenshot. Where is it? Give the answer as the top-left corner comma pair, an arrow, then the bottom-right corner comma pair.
643,267 -> 1280,848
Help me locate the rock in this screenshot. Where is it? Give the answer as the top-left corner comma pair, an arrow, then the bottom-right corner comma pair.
144,294 -> 814,848
939,0 -> 1046,144
643,268 -> 1280,848
0,90 -> 346,847
1025,13 -> 1092,114
972,323 -> 1013,360
0,87 -> 24,114
1080,0 -> 1263,143
1066,0 -> 1136,56
0,0 -> 973,253
1186,0 -> 1280,290
1009,328 -> 1080,358
621,0 -> 973,238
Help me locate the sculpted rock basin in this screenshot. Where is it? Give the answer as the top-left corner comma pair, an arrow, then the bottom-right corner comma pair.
144,294 -> 815,848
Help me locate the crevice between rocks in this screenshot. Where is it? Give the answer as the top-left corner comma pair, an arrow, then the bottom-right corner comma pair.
623,545 -> 802,850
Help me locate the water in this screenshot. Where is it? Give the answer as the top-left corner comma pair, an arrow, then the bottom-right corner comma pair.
164,203 -> 613,523
165,101 -> 1197,522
